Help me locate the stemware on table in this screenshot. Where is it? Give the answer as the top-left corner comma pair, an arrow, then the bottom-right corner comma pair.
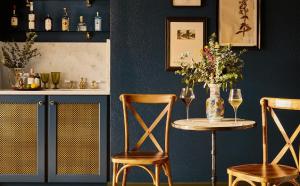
228,89 -> 243,123
180,87 -> 195,120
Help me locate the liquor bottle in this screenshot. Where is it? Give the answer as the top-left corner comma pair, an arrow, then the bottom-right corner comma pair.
26,0 -> 31,8
44,14 -> 53,31
62,8 -> 70,31
27,68 -> 35,86
28,2 -> 35,31
77,16 -> 87,31
94,11 -> 102,31
11,5 -> 18,28
34,73 -> 41,88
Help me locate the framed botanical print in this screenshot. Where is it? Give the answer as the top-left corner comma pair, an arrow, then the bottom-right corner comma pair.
172,0 -> 202,7
218,0 -> 261,49
166,17 -> 207,71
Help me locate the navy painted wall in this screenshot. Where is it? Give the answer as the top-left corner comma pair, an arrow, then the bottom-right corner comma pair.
1,0 -> 300,184
111,0 -> 300,183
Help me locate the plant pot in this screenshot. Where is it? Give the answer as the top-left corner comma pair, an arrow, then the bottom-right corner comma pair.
206,84 -> 225,121
9,68 -> 24,88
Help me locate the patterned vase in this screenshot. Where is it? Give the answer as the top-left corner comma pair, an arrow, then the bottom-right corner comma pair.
9,68 -> 24,88
206,84 -> 225,121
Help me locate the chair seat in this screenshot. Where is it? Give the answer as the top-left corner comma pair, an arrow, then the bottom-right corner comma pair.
228,164 -> 299,183
112,151 -> 169,165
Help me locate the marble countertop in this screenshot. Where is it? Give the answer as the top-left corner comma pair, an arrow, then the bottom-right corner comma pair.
0,89 -> 110,95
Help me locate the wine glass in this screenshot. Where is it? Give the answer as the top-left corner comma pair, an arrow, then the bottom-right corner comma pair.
180,88 -> 195,120
228,89 -> 243,123
51,72 -> 60,89
40,73 -> 50,89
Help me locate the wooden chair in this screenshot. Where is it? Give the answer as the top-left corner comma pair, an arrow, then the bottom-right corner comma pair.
227,97 -> 300,186
111,94 -> 177,186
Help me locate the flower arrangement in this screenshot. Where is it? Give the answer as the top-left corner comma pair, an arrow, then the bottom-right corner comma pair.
176,33 -> 246,90
1,32 -> 41,69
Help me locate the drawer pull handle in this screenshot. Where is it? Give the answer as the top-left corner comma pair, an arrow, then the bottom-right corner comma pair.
49,101 -> 55,105
38,101 -> 44,106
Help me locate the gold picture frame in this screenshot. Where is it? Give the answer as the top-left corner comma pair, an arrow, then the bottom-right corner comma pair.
218,0 -> 261,49
172,0 -> 202,7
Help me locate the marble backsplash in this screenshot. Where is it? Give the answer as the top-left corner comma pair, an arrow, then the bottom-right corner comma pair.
0,40 -> 110,94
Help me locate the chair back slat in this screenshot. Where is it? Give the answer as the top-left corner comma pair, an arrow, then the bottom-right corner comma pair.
120,94 -> 176,153
120,94 -> 175,104
265,97 -> 300,110
260,97 -> 300,171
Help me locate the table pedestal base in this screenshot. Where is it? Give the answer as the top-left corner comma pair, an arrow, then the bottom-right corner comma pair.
211,131 -> 216,186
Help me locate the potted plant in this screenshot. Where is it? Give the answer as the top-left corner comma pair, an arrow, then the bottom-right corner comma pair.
176,33 -> 245,121
1,32 -> 41,88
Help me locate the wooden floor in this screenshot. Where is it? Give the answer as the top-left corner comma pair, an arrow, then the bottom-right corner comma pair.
107,183 -> 227,186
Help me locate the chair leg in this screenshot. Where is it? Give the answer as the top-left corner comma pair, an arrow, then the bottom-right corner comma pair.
155,164 -> 161,186
261,182 -> 267,186
164,161 -> 173,186
228,174 -> 233,186
112,163 -> 118,186
122,167 -> 128,186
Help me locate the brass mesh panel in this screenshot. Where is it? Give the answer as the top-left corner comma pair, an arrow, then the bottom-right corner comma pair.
56,103 -> 100,175
0,103 -> 38,175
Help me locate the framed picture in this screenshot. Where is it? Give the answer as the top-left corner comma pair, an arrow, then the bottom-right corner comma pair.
171,0 -> 202,7
218,0 -> 261,49
166,17 -> 207,71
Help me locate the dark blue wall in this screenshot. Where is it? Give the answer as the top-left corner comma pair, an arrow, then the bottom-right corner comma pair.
111,0 -> 300,183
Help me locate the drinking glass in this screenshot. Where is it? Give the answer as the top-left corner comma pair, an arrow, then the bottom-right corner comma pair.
228,89 -> 243,123
180,88 -> 195,120
40,73 -> 50,89
51,72 -> 60,89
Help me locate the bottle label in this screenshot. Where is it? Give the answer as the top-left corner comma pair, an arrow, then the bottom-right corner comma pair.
45,19 -> 52,31
95,19 -> 102,31
28,13 -> 35,21
62,19 -> 69,31
27,77 -> 34,85
29,21 -> 35,30
11,17 -> 18,27
78,25 -> 87,32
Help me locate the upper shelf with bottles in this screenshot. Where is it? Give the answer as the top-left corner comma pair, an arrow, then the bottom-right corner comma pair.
0,0 -> 110,41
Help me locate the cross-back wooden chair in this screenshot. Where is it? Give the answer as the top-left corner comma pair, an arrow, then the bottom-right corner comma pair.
227,97 -> 300,186
111,94 -> 177,186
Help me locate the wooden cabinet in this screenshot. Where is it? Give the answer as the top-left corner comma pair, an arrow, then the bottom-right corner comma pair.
48,96 -> 107,182
0,95 -> 107,183
0,96 -> 46,182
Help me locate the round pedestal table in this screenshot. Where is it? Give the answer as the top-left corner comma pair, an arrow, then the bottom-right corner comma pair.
172,118 -> 256,186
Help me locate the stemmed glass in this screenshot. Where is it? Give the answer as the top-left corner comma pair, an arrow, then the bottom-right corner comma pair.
180,88 -> 195,120
40,73 -> 50,89
51,72 -> 60,89
228,89 -> 243,123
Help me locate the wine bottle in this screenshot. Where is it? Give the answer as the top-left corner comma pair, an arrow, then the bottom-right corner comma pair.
28,2 -> 35,31
94,11 -> 102,31
62,8 -> 70,31
77,16 -> 87,31
11,5 -> 18,28
45,14 -> 53,31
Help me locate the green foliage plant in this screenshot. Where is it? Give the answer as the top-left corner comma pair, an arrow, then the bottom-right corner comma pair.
176,33 -> 246,90
1,32 -> 41,68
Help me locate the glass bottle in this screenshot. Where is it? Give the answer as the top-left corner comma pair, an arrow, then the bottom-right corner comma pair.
27,68 -> 35,86
62,8 -> 70,31
77,16 -> 87,31
11,5 -> 18,28
44,14 -> 53,31
94,11 -> 102,31
34,73 -> 41,88
28,2 -> 35,31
